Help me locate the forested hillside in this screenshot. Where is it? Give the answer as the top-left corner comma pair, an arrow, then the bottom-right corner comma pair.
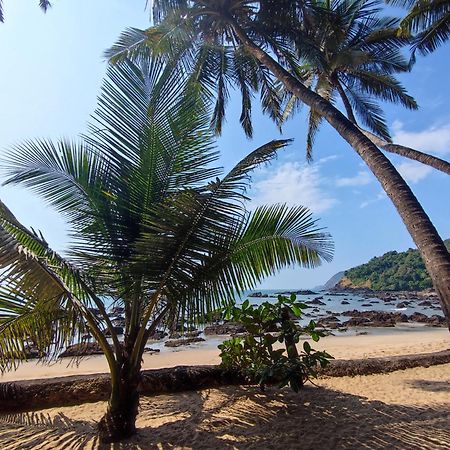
338,239 -> 450,291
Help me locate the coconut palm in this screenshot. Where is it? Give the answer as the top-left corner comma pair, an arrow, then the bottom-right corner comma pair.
275,0 -> 450,174
0,0 -> 51,22
106,0 -> 450,326
0,58 -> 333,442
388,0 -> 450,54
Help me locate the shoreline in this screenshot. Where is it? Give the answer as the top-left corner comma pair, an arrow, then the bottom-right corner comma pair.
2,326 -> 448,383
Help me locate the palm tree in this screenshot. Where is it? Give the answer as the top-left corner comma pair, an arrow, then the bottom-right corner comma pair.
106,0 -> 450,327
388,0 -> 450,54
274,0 -> 450,175
0,0 -> 51,22
0,58 -> 333,442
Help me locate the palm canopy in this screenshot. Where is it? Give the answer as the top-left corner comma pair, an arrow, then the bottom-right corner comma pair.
0,58 -> 333,371
388,0 -> 450,54
107,1 -> 416,156
106,1 -> 316,138
276,0 -> 418,159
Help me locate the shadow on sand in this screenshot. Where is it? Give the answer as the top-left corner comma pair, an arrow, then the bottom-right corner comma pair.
0,384 -> 449,449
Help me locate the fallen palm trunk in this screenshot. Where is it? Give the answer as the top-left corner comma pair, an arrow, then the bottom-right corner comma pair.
1,349 -> 449,413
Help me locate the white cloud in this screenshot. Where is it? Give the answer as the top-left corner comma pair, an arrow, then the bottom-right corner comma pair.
396,161 -> 433,184
390,121 -> 450,183
360,191 -> 387,209
392,121 -> 450,156
250,162 -> 338,214
336,171 -> 373,187
317,154 -> 339,164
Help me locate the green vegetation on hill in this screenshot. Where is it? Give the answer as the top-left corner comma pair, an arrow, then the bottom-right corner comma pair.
343,239 -> 450,291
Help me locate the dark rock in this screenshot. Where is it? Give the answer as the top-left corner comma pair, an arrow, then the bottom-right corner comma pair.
277,289 -> 318,296
308,299 -> 326,305
341,310 -> 408,327
396,302 -> 409,308
204,323 -> 246,335
361,303 -> 372,307
296,290 -> 318,295
143,348 -> 161,354
148,330 -> 168,341
418,301 -> 432,307
112,318 -> 125,327
164,337 -> 205,348
427,315 -> 446,327
408,312 -> 428,322
169,330 -> 201,339
341,300 -> 350,305
248,291 -> 268,298
408,312 -> 445,327
60,343 -> 104,358
343,317 -> 371,326
104,326 -> 124,336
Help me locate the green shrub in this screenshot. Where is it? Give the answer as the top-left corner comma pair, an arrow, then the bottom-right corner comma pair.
218,294 -> 333,392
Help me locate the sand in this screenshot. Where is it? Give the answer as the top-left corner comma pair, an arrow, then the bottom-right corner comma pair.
0,327 -> 449,449
1,326 -> 448,383
0,362 -> 448,449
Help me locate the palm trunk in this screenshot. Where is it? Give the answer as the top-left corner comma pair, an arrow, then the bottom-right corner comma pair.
358,128 -> 450,176
98,359 -> 141,443
232,23 -> 450,328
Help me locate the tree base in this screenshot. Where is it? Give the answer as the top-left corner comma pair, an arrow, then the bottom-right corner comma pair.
98,407 -> 137,444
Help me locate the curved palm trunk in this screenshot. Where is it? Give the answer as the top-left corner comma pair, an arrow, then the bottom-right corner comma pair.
232,24 -> 450,328
358,128 -> 450,176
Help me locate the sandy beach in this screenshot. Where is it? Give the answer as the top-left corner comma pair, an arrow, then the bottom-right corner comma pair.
0,363 -> 449,449
0,327 -> 449,449
1,326 -> 448,382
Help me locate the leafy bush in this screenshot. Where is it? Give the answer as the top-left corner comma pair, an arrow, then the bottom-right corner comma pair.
218,295 -> 333,392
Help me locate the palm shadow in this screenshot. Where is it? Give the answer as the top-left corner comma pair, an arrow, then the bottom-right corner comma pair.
408,379 -> 450,393
0,385 -> 449,449
0,411 -> 98,449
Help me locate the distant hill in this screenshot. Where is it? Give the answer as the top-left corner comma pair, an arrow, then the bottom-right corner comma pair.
320,271 -> 345,290
336,239 -> 450,291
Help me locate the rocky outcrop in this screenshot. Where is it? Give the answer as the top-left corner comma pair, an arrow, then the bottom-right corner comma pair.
277,290 -> 317,296
307,298 -> 326,306
147,330 -> 168,340
204,323 -> 246,335
340,310 -> 445,327
169,330 -> 201,340
59,343 -> 104,358
164,337 -> 205,348
248,292 -> 269,298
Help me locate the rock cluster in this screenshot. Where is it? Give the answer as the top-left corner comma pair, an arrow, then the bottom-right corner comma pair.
204,323 -> 246,335
164,337 -> 205,348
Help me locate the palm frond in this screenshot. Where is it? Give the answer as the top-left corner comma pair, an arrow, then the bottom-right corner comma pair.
169,203 -> 333,324
344,84 -> 391,140
344,70 -> 418,109
0,201 -> 98,371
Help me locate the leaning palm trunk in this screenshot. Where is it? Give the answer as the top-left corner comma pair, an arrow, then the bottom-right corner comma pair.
357,127 -> 450,176
231,23 -> 450,328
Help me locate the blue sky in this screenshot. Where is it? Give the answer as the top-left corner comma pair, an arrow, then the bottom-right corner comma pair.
0,0 -> 449,289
